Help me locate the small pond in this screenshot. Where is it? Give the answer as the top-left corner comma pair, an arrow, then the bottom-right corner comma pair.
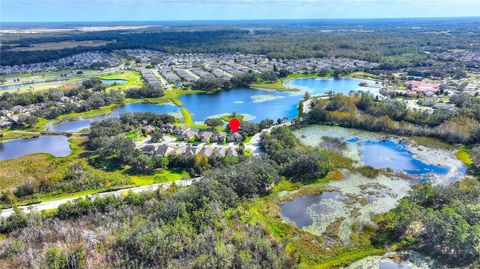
379,262 -> 412,269
359,140 -> 449,176
0,135 -> 71,161
0,81 -> 48,91
280,191 -> 341,228
101,79 -> 128,84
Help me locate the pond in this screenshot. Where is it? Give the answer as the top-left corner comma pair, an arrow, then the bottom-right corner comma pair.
0,135 -> 71,161
345,251 -> 436,269
101,79 -> 128,84
0,81 -> 47,91
360,140 -> 449,175
49,103 -> 180,132
48,78 -> 378,130
379,262 -> 412,269
294,125 -> 465,184
280,191 -> 341,228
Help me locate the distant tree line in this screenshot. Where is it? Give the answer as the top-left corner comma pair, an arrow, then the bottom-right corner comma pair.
3,19 -> 479,68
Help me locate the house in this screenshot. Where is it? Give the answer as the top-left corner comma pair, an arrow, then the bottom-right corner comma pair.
211,132 -> 226,143
199,131 -> 213,143
156,144 -> 175,156
214,147 -> 226,157
160,123 -> 174,133
405,80 -> 440,94
226,147 -> 238,157
0,120 -> 13,128
143,125 -> 155,135
174,125 -> 190,135
227,132 -> 243,143
183,130 -> 199,141
200,147 -> 214,158
433,103 -> 457,112
185,145 -> 201,156
174,145 -> 187,155
140,144 -> 156,153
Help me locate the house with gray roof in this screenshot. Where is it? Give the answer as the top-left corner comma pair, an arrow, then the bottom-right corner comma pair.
199,131 -> 213,143
226,147 -> 238,157
211,132 -> 227,143
156,144 -> 175,156
227,133 -> 243,143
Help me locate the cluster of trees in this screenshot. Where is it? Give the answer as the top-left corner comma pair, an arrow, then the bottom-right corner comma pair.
88,114 -> 173,173
0,158 -> 293,268
375,179 -> 480,267
261,126 -> 332,182
125,85 -> 164,98
304,92 -> 480,144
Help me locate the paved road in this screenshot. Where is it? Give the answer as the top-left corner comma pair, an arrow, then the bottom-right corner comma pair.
245,122 -> 291,155
0,178 -> 201,219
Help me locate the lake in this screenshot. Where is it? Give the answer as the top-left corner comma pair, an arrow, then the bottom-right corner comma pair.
178,86 -> 301,123
0,135 -> 71,161
49,103 -> 180,132
284,77 -> 380,96
49,78 -> 378,131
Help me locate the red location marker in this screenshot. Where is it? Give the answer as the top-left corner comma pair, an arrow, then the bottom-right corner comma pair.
229,118 -> 240,133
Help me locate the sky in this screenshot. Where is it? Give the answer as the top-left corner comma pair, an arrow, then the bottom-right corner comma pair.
1,0 -> 479,22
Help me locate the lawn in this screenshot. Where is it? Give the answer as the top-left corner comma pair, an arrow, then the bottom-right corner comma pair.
286,71 -> 333,79
98,70 -> 144,92
0,130 -> 41,141
344,71 -> 378,79
250,80 -> 299,92
181,108 -> 193,125
130,169 -> 190,185
56,103 -> 121,121
411,136 -> 453,150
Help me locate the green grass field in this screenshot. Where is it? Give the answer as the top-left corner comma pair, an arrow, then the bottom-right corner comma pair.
98,70 -> 144,92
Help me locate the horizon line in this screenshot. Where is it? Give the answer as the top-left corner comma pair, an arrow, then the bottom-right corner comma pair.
2,16 -> 480,25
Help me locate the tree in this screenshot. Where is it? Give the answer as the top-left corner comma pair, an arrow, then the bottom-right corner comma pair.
304,91 -> 311,100
204,118 -> 223,130
259,119 -> 274,130
283,152 -> 332,182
